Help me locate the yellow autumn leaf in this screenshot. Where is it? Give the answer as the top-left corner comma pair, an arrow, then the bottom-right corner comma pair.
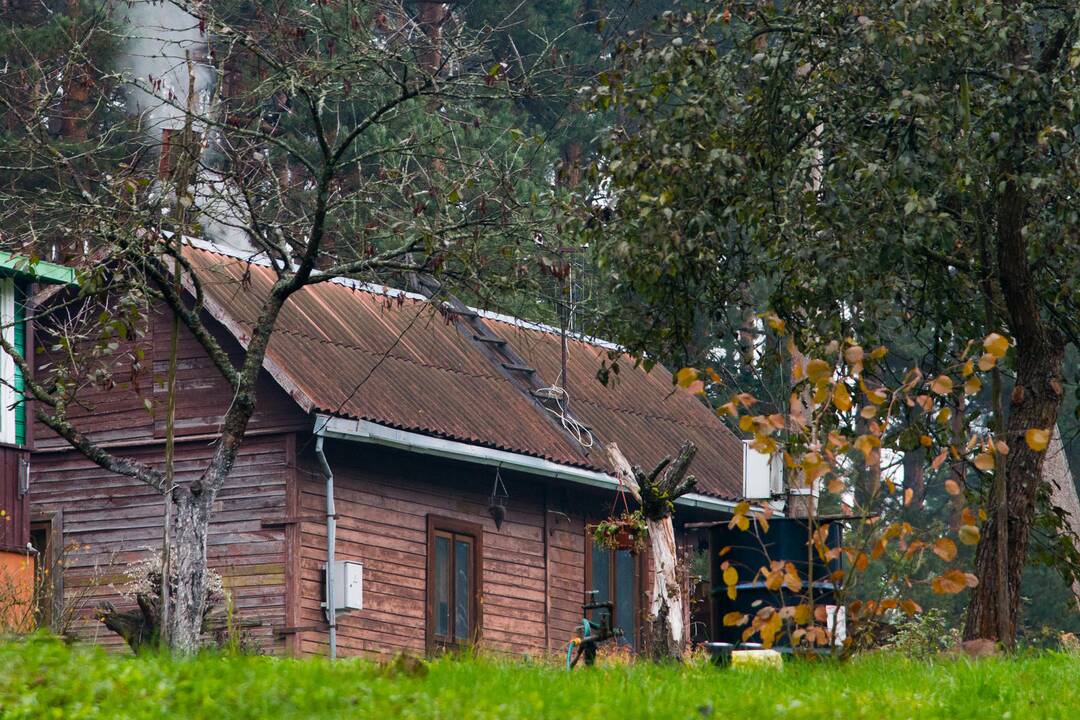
983,333 -> 1009,358
735,514 -> 750,531
961,359 -> 974,378
936,407 -> 951,425
723,611 -> 747,627
844,345 -> 864,365
930,375 -> 954,395
932,537 -> 958,562
977,352 -> 996,371
833,383 -> 852,412
869,346 -> 888,360
931,570 -> 966,594
964,377 -> 982,396
806,358 -> 831,383
723,566 -> 738,586
812,383 -> 829,404
900,598 -> 922,615
958,524 -> 980,545
675,367 -> 698,388
866,387 -> 887,405
973,452 -> 994,471
1025,428 -> 1050,452
763,311 -> 786,333
854,434 -> 880,459
944,479 -> 962,496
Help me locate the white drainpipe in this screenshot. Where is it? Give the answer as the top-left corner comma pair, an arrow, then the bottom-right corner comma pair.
314,431 -> 337,660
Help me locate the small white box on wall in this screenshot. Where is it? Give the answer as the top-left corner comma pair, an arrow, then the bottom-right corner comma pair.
331,561 -> 363,611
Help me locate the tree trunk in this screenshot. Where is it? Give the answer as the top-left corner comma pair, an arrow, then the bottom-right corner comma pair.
59,0 -> 89,140
416,2 -> 447,74
606,442 -> 697,660
167,485 -> 215,653
963,177 -> 1065,643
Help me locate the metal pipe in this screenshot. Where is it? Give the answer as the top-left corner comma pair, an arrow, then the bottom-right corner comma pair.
315,433 -> 337,660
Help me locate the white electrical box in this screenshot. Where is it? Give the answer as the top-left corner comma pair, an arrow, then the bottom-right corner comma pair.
329,561 -> 363,611
742,440 -> 783,500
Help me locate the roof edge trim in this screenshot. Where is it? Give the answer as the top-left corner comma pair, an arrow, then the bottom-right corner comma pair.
0,252 -> 76,285
313,414 -> 740,514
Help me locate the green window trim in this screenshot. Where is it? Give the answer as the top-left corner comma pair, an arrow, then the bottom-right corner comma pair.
13,282 -> 25,447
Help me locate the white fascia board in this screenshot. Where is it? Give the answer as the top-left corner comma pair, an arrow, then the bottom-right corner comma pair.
313,415 -> 741,514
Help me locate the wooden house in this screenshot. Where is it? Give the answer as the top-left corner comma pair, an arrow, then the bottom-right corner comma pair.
0,254 -> 74,628
25,241 -> 746,656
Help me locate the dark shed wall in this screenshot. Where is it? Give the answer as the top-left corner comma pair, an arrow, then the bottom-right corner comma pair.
29,435 -> 293,652
294,440 -> 651,659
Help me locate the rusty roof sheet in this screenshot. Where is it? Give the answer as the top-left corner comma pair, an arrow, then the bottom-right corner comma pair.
184,245 -> 743,499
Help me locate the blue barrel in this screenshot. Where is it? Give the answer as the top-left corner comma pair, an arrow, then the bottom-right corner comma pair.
708,518 -> 843,645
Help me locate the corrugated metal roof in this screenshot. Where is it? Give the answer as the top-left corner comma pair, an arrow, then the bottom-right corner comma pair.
184,245 -> 743,499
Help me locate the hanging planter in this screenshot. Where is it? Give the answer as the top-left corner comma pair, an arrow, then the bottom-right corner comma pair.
593,510 -> 649,554
488,466 -> 509,530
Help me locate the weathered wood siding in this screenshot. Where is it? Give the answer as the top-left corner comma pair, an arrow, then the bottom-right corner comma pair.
294,440 -> 643,659
0,445 -> 29,552
27,291 -> 308,651
29,435 -> 292,652
33,297 -> 306,452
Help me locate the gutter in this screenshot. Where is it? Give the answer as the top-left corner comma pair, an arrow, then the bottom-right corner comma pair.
313,432 -> 337,660
314,414 -> 743,515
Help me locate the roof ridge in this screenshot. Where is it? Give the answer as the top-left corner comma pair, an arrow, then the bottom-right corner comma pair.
181,236 -> 622,351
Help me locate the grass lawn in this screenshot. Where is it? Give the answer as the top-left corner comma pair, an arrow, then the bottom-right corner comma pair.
2,635 -> 1079,719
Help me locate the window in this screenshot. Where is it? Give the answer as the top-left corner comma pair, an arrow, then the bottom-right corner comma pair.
426,515 -> 482,651
585,530 -> 642,649
30,511 -> 63,630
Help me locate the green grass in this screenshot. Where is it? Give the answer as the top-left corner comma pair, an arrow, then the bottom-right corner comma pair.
2,635 -> 1079,719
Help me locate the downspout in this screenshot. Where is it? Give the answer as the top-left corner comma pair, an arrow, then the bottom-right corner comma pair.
315,432 -> 337,660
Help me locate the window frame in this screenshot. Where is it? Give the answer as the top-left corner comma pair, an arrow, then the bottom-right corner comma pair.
426,515 -> 483,652
584,526 -> 645,649
0,277 -> 16,445
29,510 -> 63,630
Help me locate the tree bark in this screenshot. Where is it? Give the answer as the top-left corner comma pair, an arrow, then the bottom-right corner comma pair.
167,485 -> 214,653
963,179 -> 1066,645
606,441 -> 697,660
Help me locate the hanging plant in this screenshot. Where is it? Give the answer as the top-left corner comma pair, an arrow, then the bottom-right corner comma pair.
593,510 -> 649,554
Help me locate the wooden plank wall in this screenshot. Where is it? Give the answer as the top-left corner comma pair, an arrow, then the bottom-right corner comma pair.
33,297 -> 306,452
28,292 -> 309,651
0,445 -> 29,551
29,435 -> 292,652
294,441 -> 641,659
